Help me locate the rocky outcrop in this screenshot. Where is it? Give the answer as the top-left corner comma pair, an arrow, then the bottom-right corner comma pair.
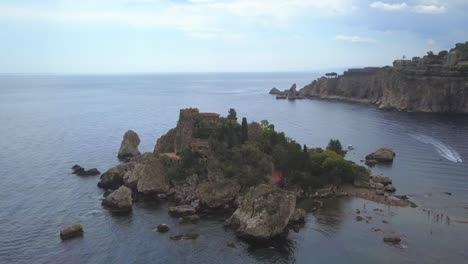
168,205 -> 196,217
155,224 -> 170,233
226,184 -> 296,240
118,130 -> 141,159
383,235 -> 401,244
298,69 -> 468,113
196,179 -> 241,208
366,148 -> 395,163
71,165 -> 100,176
102,185 -> 133,212
98,162 -> 136,189
289,208 -> 306,224
135,155 -> 170,194
154,128 -> 176,154
60,224 -> 84,240
371,176 -> 392,185
269,87 -> 282,95
122,164 -> 144,190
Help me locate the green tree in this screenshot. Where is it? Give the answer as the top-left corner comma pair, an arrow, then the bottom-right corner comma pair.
303,144 -> 308,153
241,117 -> 248,143
326,139 -> 344,155
227,108 -> 237,122
438,50 -> 448,58
325,72 -> 338,78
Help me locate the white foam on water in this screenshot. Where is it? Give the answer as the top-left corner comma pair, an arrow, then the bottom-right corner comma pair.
410,134 -> 463,163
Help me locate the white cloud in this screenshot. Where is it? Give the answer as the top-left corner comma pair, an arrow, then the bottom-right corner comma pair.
0,0 -> 358,39
369,1 -> 408,11
335,35 -> 376,43
369,1 -> 446,14
413,4 -> 446,13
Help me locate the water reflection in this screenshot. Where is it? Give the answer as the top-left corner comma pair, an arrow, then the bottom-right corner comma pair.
247,236 -> 297,263
297,198 -> 350,239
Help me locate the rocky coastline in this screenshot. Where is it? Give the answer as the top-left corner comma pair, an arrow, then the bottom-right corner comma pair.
69,108 -> 415,245
270,42 -> 468,113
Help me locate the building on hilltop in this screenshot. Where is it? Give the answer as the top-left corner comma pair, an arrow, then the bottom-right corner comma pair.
200,112 -> 220,123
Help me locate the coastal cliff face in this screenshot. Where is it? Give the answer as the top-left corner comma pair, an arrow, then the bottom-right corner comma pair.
299,69 -> 468,113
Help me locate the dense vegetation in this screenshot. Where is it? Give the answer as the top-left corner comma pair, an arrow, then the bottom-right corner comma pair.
173,109 -> 369,190
451,42 -> 468,61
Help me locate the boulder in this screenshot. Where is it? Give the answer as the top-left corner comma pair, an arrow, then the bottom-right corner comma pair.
372,176 -> 392,185
365,159 -> 378,167
60,224 -> 84,240
168,205 -> 196,217
376,190 -> 385,196
98,162 -> 136,189
225,184 -> 296,240
366,148 -> 395,163
123,164 -> 144,190
155,224 -> 170,233
71,165 -> 100,176
136,155 -> 170,194
102,185 -> 133,212
371,182 -> 385,190
383,235 -> 401,244
118,130 -> 141,159
196,179 -> 241,208
269,87 -> 282,95
384,184 -> 396,193
289,208 -> 306,224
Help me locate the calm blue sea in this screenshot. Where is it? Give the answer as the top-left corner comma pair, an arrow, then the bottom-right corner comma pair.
1,73 -> 467,263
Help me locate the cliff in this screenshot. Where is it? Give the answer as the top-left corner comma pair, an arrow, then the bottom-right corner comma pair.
275,42 -> 468,113
299,68 -> 468,113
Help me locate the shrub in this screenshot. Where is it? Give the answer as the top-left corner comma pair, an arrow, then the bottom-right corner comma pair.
224,143 -> 271,187
167,149 -> 206,182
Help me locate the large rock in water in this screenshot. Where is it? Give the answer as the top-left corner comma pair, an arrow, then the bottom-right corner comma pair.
136,155 -> 170,194
168,205 -> 196,217
98,162 -> 136,189
366,148 -> 395,162
60,224 -> 84,240
196,179 -> 241,208
123,163 -> 144,190
269,87 -> 282,95
118,130 -> 141,159
226,184 -> 296,240
102,185 -> 133,212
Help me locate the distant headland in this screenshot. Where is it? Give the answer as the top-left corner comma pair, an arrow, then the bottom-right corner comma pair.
270,42 -> 468,113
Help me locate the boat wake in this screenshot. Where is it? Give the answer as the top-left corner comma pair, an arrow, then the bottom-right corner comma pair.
410,134 -> 463,163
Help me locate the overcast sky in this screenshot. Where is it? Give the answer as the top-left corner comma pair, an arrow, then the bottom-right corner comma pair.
1,0 -> 467,73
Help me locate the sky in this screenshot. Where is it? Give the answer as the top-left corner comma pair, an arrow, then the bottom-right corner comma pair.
1,0 -> 468,73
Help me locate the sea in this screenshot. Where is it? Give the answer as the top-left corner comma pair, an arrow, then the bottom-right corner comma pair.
1,72 -> 467,263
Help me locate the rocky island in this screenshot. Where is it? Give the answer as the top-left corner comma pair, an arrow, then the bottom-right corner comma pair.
71,108 -> 415,243
270,42 -> 468,113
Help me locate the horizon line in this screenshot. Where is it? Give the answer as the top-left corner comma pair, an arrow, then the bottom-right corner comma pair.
0,66 -> 388,76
